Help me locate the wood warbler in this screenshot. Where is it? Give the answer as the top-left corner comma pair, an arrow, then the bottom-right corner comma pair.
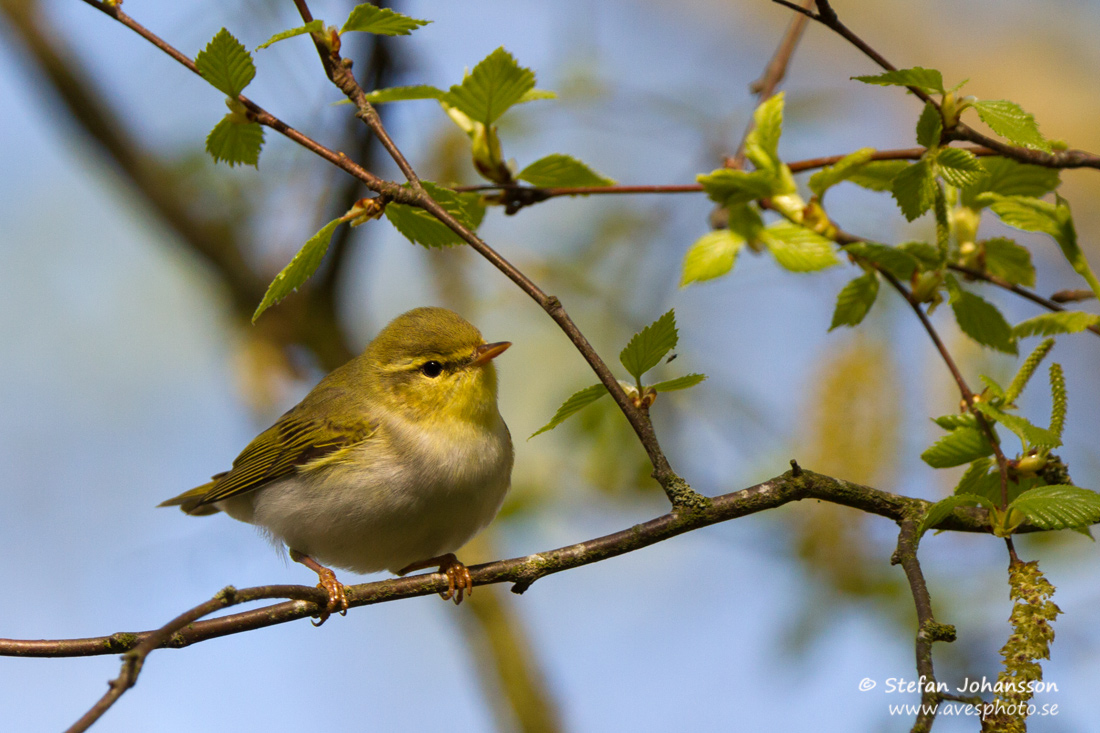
161,307 -> 513,617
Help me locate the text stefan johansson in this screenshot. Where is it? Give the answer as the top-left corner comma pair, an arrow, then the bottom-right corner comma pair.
884,676 -> 1058,694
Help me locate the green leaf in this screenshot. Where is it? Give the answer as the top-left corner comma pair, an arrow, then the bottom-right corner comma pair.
829,272 -> 880,330
620,310 -> 678,382
744,93 -> 784,173
256,20 -> 324,50
846,160 -> 909,192
921,426 -> 995,468
517,88 -> 557,104
982,237 -> 1035,287
891,160 -> 937,221
933,413 -> 977,431
845,242 -> 920,280
978,373 -> 1006,400
935,147 -> 984,187
959,157 -> 1060,208
1013,311 -> 1100,338
920,493 -> 995,535
696,168 -> 778,207
852,67 -> 945,95
363,85 -> 447,104
916,102 -> 942,148
442,47 -> 535,125
898,241 -> 940,270
955,457 -> 996,495
516,154 -> 615,188
529,383 -> 608,438
384,181 -> 485,248
205,116 -> 264,167
1009,485 -> 1100,531
680,229 -> 745,286
341,5 -> 431,35
196,28 -> 255,97
807,147 -> 876,198
252,218 -> 342,322
650,373 -> 707,392
972,100 -> 1051,152
950,288 -> 1017,354
974,402 -> 1061,449
761,221 -> 840,272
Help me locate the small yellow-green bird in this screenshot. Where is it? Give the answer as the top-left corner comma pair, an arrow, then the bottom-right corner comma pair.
161,307 -> 513,618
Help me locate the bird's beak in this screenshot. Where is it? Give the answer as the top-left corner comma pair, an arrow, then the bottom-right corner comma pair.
471,341 -> 511,367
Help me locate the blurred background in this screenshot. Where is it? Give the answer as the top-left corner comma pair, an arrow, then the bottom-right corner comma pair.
1,1 -> 1098,731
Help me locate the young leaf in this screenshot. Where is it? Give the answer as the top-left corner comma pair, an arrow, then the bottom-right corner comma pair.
982,237 -> 1035,287
252,218 -> 342,322
529,383 -> 608,438
959,157 -> 1060,207
1049,363 -> 1066,439
442,47 -> 535,125
680,229 -> 745,286
256,20 -> 324,50
852,67 -> 945,95
516,154 -> 615,188
384,182 -> 485,248
974,402 -> 1061,449
205,117 -> 264,167
363,85 -> 447,104
921,426 -> 995,468
933,413 -> 978,431
935,147 -> 984,187
1008,485 -> 1100,531
972,100 -> 1051,152
898,241 -> 940,270
744,93 -> 785,174
916,102 -> 942,148
696,169 -> 777,207
846,160 -> 909,192
196,29 -> 255,97
1004,337 -> 1053,403
341,5 -> 431,35
845,242 -> 920,280
807,147 -> 876,198
829,272 -> 880,330
620,310 -> 678,382
1012,311 -> 1100,338
955,457 -> 996,495
950,289 -> 1017,354
650,373 -> 707,392
891,160 -> 937,221
920,493 -> 995,535
978,374 -> 1006,400
761,221 -> 840,272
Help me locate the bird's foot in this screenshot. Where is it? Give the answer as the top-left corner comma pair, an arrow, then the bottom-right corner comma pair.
290,550 -> 349,625
398,553 -> 473,605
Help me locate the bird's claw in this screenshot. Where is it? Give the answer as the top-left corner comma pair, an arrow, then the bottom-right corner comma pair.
312,567 -> 349,625
439,557 -> 472,605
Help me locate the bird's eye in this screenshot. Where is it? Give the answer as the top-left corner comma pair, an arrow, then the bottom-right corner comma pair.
419,360 -> 444,378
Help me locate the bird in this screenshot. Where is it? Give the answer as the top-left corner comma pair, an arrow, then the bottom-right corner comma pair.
160,307 -> 513,620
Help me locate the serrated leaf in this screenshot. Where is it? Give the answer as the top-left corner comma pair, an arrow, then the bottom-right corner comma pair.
921,426 -> 995,468
650,373 -> 707,392
744,93 -> 784,173
441,47 -> 535,125
974,402 -> 1061,449
933,413 -> 978,430
829,272 -> 880,330
256,20 -> 324,50
846,242 -> 921,280
529,383 -> 608,438
920,493 -> 995,535
620,310 -> 678,382
935,147 -> 984,187
852,67 -> 945,95
846,160 -> 909,192
196,28 -> 255,97
205,116 -> 264,167
898,241 -> 940,270
978,373 -> 1006,400
1012,311 -> 1100,338
696,168 -> 778,207
516,154 -> 615,188
973,100 -> 1051,152
363,85 -> 446,104
252,218 -> 342,322
984,194 -> 1061,237
1009,485 -> 1100,531
916,102 -> 942,148
680,229 -> 745,286
341,5 -> 431,35
950,288 -> 1017,354
384,181 -> 485,248
959,157 -> 1060,208
955,457 -> 996,495
982,237 -> 1035,287
891,160 -> 937,221
808,147 -> 876,198
761,221 -> 840,272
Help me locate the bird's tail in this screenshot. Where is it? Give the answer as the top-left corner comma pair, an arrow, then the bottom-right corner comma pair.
158,482 -> 221,516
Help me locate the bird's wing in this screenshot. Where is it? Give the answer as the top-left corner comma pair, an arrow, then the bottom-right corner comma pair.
194,407 -> 377,506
